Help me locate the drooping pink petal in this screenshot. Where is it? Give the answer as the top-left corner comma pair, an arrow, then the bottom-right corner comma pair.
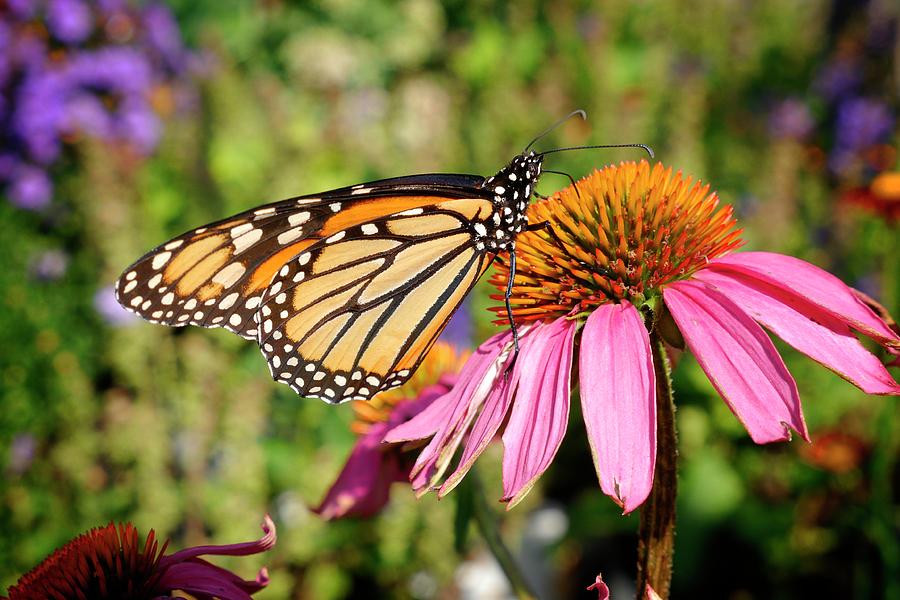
385,330 -> 516,493
501,317 -> 576,507
159,514 -> 276,566
315,383 -> 450,519
155,516 -> 275,599
695,270 -> 900,395
157,560 -> 269,600
587,574 -> 611,600
384,331 -> 510,444
579,302 -> 656,514
438,349 -> 518,496
708,252 -> 900,350
312,421 -> 404,520
663,281 -> 808,443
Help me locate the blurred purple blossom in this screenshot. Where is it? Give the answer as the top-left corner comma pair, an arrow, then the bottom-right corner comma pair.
835,98 -> 893,151
8,433 -> 37,475
1,0 -> 196,210
30,249 -> 70,281
439,300 -> 473,349
830,97 -> 894,174
9,164 -> 52,210
814,57 -> 862,102
48,0 -> 94,44
768,99 -> 814,141
94,285 -> 138,326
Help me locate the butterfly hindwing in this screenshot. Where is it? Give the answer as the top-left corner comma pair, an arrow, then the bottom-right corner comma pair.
255,198 -> 496,402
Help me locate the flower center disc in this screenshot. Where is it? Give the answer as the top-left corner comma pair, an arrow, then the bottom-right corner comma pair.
491,160 -> 744,323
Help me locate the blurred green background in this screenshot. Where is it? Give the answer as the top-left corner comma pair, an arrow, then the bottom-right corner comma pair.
1,0 -> 899,598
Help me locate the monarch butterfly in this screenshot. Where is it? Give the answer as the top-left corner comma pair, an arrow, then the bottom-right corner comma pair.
116,111 -> 651,403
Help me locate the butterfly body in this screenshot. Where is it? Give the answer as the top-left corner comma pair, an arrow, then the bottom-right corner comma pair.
117,151 -> 545,403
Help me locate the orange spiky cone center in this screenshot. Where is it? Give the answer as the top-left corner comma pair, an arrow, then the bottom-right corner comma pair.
490,161 -> 744,323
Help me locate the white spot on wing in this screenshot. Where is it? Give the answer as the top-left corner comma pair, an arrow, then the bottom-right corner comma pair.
233,228 -> 263,254
277,227 -> 304,245
151,252 -> 172,270
289,211 -> 311,226
212,262 -> 246,288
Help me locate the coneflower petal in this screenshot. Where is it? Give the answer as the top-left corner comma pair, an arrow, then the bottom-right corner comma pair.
386,331 -> 515,492
708,252 -> 900,350
663,281 -> 808,443
501,317 -> 576,508
695,270 -> 900,395
579,303 -> 657,514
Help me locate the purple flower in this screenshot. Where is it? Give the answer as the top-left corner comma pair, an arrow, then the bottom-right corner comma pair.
831,97 -> 894,175
1,0 -> 197,210
117,99 -> 160,155
835,98 -> 893,152
94,285 -> 138,326
47,0 -> 95,45
8,165 -> 52,210
768,99 -> 814,141
8,434 -> 37,475
141,3 -> 187,72
439,300 -> 473,349
814,57 -> 862,102
30,249 -> 70,281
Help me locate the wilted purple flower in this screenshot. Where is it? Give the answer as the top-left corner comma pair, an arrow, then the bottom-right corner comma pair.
47,0 -> 94,44
94,285 -> 138,326
768,99 -> 814,141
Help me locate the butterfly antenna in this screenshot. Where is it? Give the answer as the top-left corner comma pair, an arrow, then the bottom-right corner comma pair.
524,109 -> 588,153
539,143 -> 655,158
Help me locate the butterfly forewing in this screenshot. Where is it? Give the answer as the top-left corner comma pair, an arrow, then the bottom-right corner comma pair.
116,153 -> 545,403
255,198 -> 495,402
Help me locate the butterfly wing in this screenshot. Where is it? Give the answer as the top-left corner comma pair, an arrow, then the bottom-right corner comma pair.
115,174 -> 490,340
255,197 -> 496,402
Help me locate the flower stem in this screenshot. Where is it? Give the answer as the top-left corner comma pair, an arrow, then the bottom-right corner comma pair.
636,334 -> 678,599
470,471 -> 538,600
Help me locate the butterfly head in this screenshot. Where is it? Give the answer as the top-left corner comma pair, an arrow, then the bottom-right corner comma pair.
483,151 -> 544,242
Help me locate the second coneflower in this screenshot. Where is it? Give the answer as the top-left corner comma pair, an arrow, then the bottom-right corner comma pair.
386,160 -> 900,515
315,342 -> 469,519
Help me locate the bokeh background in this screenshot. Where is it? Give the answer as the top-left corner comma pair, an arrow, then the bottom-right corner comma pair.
1,0 -> 899,598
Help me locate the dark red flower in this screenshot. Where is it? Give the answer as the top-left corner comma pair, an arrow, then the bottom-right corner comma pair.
4,515 -> 275,600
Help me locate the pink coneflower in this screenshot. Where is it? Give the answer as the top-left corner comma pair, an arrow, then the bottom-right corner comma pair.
3,515 -> 276,600
386,160 -> 900,515
315,342 -> 468,519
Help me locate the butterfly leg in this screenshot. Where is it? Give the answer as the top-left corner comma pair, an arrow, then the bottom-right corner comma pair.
527,219 -> 568,251
504,245 -> 520,378
542,169 -> 581,198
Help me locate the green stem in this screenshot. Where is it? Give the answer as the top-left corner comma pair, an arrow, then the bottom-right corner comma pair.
636,334 -> 678,599
470,471 -> 538,600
